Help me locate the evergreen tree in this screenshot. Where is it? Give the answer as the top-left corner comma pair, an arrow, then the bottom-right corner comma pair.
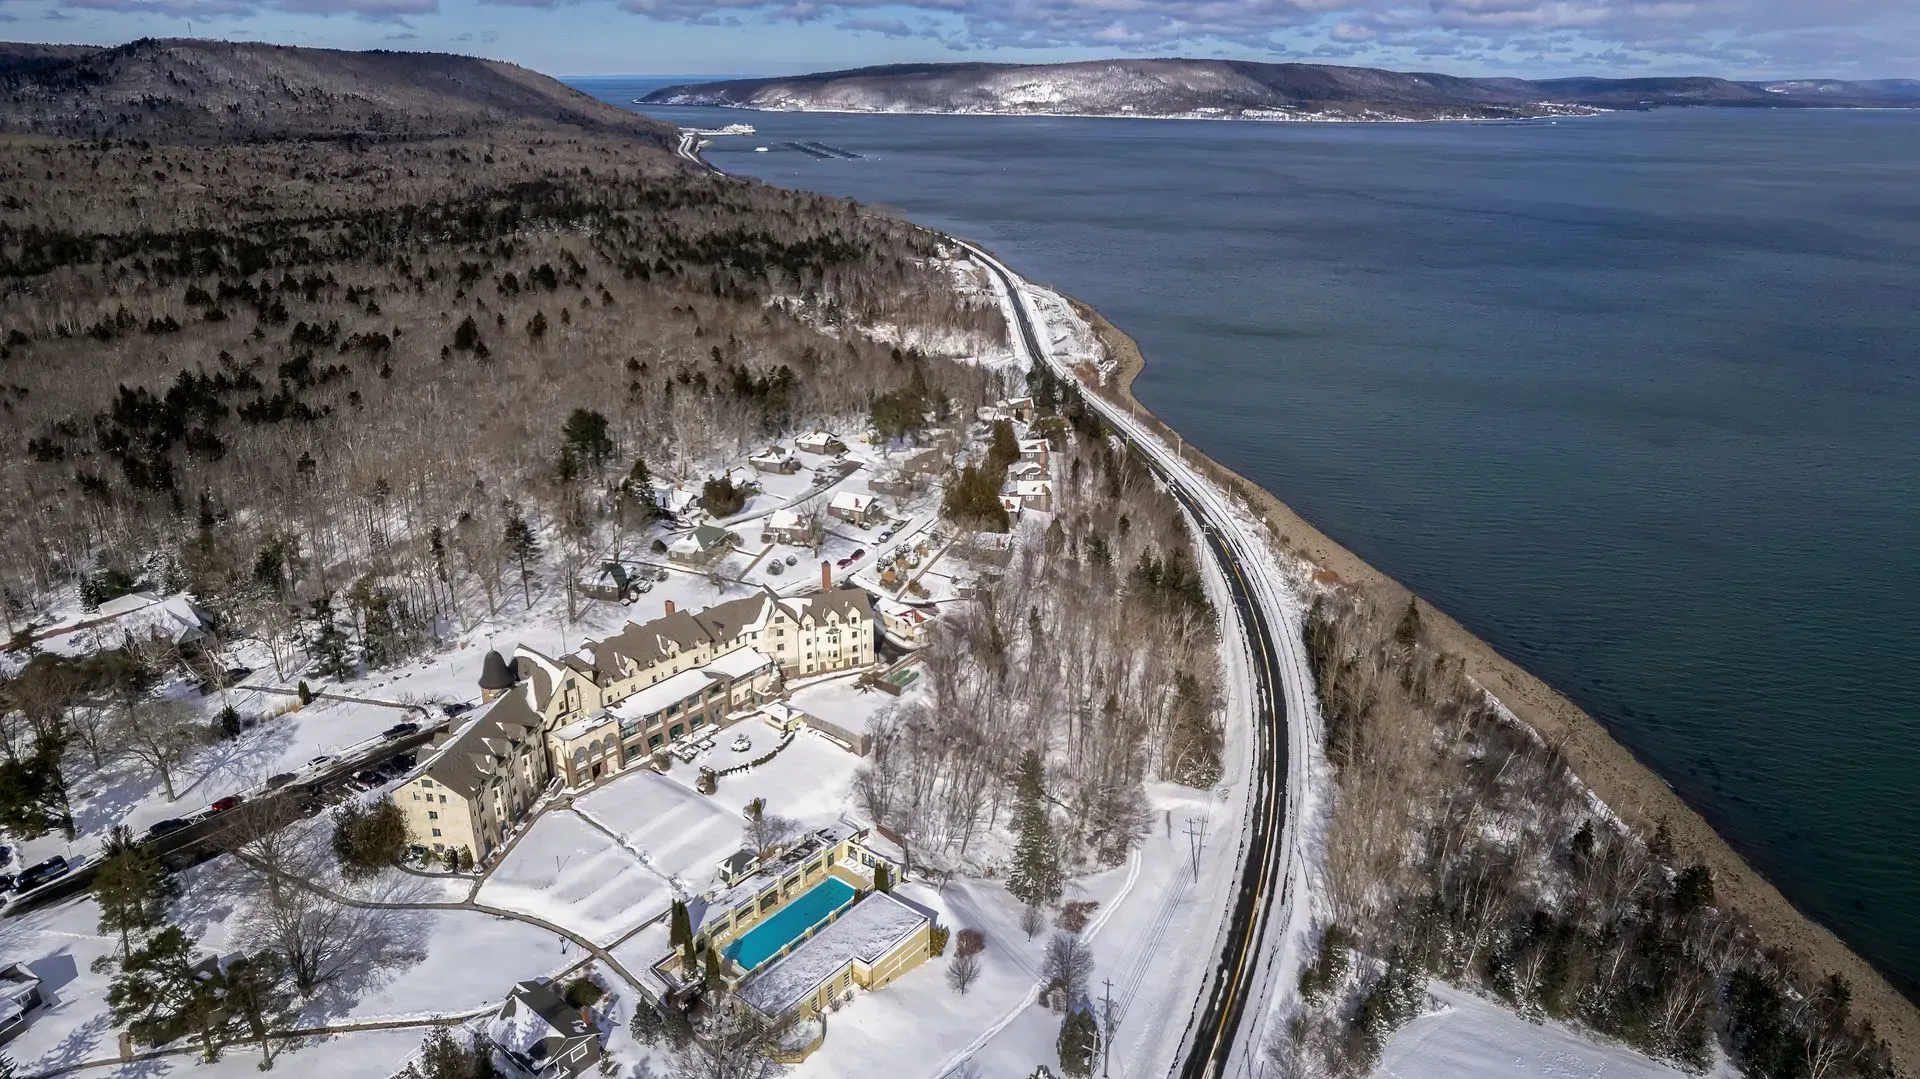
703,944 -> 723,990
307,593 -> 354,681
873,862 -> 893,893
561,409 -> 615,470
1057,1006 -> 1099,1078
0,734 -> 75,840
331,800 -> 411,880
95,826 -> 172,960
108,924 -> 222,1058
669,898 -> 694,969
1007,751 -> 1062,908
503,509 -> 539,610
1393,596 -> 1421,647
224,950 -> 292,1070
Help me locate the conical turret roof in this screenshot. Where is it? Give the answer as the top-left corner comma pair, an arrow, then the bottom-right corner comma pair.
478,649 -> 515,690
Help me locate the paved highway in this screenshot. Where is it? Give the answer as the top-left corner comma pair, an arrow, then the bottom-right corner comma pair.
967,242 -> 1299,1079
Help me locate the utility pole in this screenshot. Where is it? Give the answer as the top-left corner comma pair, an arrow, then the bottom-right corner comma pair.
1184,816 -> 1206,883
1100,977 -> 1116,1079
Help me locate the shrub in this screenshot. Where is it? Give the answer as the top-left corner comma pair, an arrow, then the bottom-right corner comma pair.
929,925 -> 950,957
213,706 -> 243,740
296,680 -> 313,705
956,928 -> 986,958
565,977 -> 604,1009
1057,900 -> 1099,934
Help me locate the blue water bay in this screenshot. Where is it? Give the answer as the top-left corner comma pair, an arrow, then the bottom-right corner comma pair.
577,78 -> 1920,997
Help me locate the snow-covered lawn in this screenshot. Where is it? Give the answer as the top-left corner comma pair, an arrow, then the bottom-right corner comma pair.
667,726 -> 865,826
575,771 -> 745,887
789,673 -> 923,746
94,1027 -> 429,1079
1374,982 -> 1735,1079
475,810 -> 669,946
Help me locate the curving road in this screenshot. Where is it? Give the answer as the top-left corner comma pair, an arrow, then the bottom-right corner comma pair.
964,240 -> 1307,1079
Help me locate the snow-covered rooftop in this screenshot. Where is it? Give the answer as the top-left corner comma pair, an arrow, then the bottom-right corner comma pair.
737,890 -> 927,1017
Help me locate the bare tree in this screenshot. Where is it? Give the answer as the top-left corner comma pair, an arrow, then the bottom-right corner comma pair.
222,802 -> 422,997
114,697 -> 208,802
946,950 -> 981,995
1020,904 -> 1045,942
742,798 -> 798,859
1041,931 -> 1093,1009
668,1002 -> 787,1079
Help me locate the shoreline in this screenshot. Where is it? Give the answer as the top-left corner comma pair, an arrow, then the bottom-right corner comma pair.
1062,293 -> 1920,1071
679,139 -> 1919,1067
646,99 -> 1605,124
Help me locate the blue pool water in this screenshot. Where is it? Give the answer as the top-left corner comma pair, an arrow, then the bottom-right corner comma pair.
725,877 -> 857,972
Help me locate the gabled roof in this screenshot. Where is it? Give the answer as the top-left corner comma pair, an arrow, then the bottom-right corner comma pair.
417,684 -> 542,798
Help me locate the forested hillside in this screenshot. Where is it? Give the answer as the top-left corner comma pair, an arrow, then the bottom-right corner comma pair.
0,37 -> 674,143
0,41 -> 1005,652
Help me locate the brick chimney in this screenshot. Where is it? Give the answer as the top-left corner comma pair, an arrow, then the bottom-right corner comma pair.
664,599 -> 676,615
821,560 -> 832,592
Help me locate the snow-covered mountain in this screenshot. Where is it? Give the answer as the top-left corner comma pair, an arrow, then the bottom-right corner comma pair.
642,60 -> 1920,121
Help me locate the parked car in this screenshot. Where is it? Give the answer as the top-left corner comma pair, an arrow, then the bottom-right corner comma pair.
878,529 -> 895,541
440,702 -> 471,719
350,770 -> 384,791
15,856 -> 69,891
382,721 -> 420,739
224,665 -> 254,682
147,818 -> 191,839
836,556 -> 853,568
264,773 -> 297,789
308,754 -> 336,769
209,796 -> 244,814
852,548 -> 867,560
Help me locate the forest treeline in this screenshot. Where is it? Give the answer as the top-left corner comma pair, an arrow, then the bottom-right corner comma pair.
857,362 -> 1225,884
0,128 -> 1003,653
1277,588 -> 1897,1079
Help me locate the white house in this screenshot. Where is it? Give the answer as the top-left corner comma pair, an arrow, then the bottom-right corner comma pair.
1017,439 -> 1050,467
795,430 -> 846,455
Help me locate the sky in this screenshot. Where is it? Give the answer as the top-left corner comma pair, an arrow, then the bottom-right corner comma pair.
2,0 -> 1916,81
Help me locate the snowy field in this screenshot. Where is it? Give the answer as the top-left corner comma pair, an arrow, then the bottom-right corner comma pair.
575,773 -> 745,888
476,810 -> 671,946
0,854 -> 576,1077
789,673 -> 924,745
1374,983 -> 1736,1079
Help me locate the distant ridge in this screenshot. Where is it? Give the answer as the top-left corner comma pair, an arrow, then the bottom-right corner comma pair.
643,59 -> 1920,121
0,38 -> 677,145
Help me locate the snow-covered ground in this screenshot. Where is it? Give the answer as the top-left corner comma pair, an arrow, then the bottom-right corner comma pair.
1375,983 -> 1737,1079
476,809 -> 672,947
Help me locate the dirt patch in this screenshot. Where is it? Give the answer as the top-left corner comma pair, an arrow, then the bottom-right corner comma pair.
1071,296 -> 1920,1071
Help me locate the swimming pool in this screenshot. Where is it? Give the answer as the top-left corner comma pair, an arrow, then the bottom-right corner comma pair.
725,876 -> 857,972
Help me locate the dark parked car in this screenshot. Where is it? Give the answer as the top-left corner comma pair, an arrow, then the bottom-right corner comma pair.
15,856 -> 69,891
209,795 -> 244,814
147,818 -> 191,839
382,721 -> 420,739
350,769 -> 385,790
264,773 -> 297,789
440,702 -> 472,719
852,548 -> 867,560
